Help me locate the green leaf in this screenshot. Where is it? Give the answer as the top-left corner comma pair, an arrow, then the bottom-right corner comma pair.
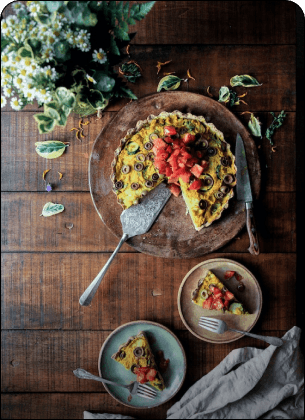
184,120 -> 195,131
55,87 -> 76,109
88,89 -> 108,109
109,36 -> 120,55
34,114 -> 54,123
120,62 -> 141,83
1,38 -> 9,51
40,202 -> 65,217
95,72 -> 116,92
119,86 -> 137,100
54,41 -> 71,62
248,113 -> 262,138
119,19 -> 129,32
35,141 -> 69,159
126,17 -> 136,25
218,86 -> 230,103
136,1 -> 155,19
45,103 -> 61,121
37,119 -> 57,134
157,75 -> 181,92
45,1 -> 62,13
228,90 -> 240,107
114,26 -> 130,41
116,1 -> 124,18
123,1 -> 130,19
17,46 -> 33,59
25,38 -> 42,56
265,110 -> 286,145
56,110 -> 68,126
230,75 -> 262,87
89,1 -> 105,11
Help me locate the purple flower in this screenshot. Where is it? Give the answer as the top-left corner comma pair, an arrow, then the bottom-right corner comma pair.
46,183 -> 52,192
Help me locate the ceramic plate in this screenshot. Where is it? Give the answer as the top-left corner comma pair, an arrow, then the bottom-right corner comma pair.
178,258 -> 262,343
98,320 -> 186,409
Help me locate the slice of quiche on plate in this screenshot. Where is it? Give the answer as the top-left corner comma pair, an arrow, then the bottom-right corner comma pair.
111,331 -> 165,391
191,270 -> 248,314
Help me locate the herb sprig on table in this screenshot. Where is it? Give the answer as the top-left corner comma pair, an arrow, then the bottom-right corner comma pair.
265,111 -> 287,145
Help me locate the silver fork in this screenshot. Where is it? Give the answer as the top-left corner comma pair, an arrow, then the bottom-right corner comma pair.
73,368 -> 157,400
199,317 -> 283,347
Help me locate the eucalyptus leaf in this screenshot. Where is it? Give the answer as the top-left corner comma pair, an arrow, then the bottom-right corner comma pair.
248,113 -> 262,138
35,141 -> 69,159
95,72 -> 115,92
218,86 -> 230,103
230,75 -> 262,87
41,202 -> 65,217
157,75 -> 181,92
45,1 -> 62,13
119,86 -> 137,99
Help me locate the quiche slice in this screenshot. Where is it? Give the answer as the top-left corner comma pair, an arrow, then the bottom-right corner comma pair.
111,110 -> 237,231
192,270 -> 248,314
111,331 -> 165,391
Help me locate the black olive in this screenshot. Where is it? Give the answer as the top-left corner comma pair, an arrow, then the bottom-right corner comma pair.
220,185 -> 230,194
115,181 -> 124,190
144,142 -> 153,150
223,174 -> 235,185
121,165 -> 130,174
204,176 -> 214,186
136,154 -> 145,162
215,191 -> 224,199
131,364 -> 140,373
207,147 -> 217,157
134,162 -> 144,171
220,156 -> 231,167
131,183 -> 139,190
221,142 -> 227,152
199,199 -> 208,210
145,180 -> 153,188
195,133 -> 202,141
133,347 -> 144,357
119,351 -> 126,359
152,173 -> 159,181
146,152 -> 154,161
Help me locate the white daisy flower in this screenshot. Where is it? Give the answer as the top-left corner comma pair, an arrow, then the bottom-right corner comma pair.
1,53 -> 10,66
92,48 -> 107,64
41,48 -> 54,63
3,86 -> 14,97
24,89 -> 35,101
86,74 -> 97,84
10,97 -> 23,110
29,3 -> 40,17
7,15 -> 18,26
1,19 -> 9,32
13,75 -> 26,90
42,65 -> 58,81
12,2 -> 25,12
64,29 -> 74,43
1,95 -> 7,108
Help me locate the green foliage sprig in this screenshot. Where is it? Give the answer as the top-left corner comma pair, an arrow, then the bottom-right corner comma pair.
1,1 -> 155,133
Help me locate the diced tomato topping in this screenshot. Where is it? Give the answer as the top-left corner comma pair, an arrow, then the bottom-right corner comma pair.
224,270 -> 235,279
164,126 -> 177,136
182,133 -> 196,144
235,272 -> 243,282
168,175 -> 180,184
188,179 -> 202,190
201,160 -> 209,171
211,297 -> 224,310
136,367 -> 151,374
169,184 -> 181,197
224,290 -> 235,301
137,373 -> 148,384
202,296 -> 213,309
153,138 -> 167,150
166,145 -> 173,154
223,300 -> 230,310
180,149 -> 193,160
186,157 -> 199,167
165,166 -> 173,177
146,368 -> 157,382
190,164 -> 204,178
179,170 -> 192,183
209,286 -> 223,299
156,150 -> 169,160
196,151 -> 204,158
154,162 -> 167,174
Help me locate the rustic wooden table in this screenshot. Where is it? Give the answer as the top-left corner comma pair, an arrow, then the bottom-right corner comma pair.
1,1 -> 304,419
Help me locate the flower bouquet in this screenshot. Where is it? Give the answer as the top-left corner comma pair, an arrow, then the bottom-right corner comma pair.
1,1 -> 155,133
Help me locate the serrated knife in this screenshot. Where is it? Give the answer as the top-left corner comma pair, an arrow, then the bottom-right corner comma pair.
236,133 -> 260,255
79,183 -> 171,306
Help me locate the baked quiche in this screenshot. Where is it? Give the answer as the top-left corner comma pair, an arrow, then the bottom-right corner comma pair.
192,270 -> 248,314
111,331 -> 165,391
111,111 -> 237,230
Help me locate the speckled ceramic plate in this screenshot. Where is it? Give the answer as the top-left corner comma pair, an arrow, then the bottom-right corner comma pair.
178,258 -> 262,343
98,321 -> 186,409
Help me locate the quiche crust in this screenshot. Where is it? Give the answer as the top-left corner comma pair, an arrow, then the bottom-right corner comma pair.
111,110 -> 237,230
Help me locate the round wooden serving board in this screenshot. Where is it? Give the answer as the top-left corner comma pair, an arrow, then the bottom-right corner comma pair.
89,91 -> 261,258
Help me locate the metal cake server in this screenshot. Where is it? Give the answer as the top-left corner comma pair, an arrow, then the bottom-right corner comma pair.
236,133 -> 260,255
79,183 -> 171,306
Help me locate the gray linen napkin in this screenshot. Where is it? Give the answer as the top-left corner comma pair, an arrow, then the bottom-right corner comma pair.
84,326 -> 304,420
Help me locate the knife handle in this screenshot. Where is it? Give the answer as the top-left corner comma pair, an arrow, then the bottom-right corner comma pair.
246,203 -> 260,255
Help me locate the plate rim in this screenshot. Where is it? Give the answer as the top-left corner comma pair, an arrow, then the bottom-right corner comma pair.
97,320 -> 187,409
89,91 -> 261,259
177,258 -> 263,344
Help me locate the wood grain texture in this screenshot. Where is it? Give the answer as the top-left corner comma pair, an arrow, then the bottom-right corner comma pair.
1,111 -> 295,193
1,44 -> 296,113
1,192 -> 296,253
1,253 -> 296,332
1,393 -> 172,420
1,328 -> 283,393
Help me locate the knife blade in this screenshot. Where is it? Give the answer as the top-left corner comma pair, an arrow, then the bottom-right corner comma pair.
79,183 -> 171,306
235,134 -> 260,255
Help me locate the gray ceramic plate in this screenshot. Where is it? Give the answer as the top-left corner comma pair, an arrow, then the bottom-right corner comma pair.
178,258 -> 262,343
98,321 -> 187,409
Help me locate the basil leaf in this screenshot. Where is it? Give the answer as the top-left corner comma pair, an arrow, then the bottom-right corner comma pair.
230,75 -> 262,87
218,86 -> 230,103
157,75 -> 181,92
265,110 -> 286,145
35,141 -> 69,159
41,202 -> 65,217
248,114 -> 262,138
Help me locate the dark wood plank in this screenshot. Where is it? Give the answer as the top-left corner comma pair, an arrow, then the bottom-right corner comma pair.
2,45 -> 296,113
1,111 -> 295,193
1,328 -> 283,394
1,192 -> 296,253
1,253 -> 296,331
130,1 -> 296,45
1,393 -> 172,419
